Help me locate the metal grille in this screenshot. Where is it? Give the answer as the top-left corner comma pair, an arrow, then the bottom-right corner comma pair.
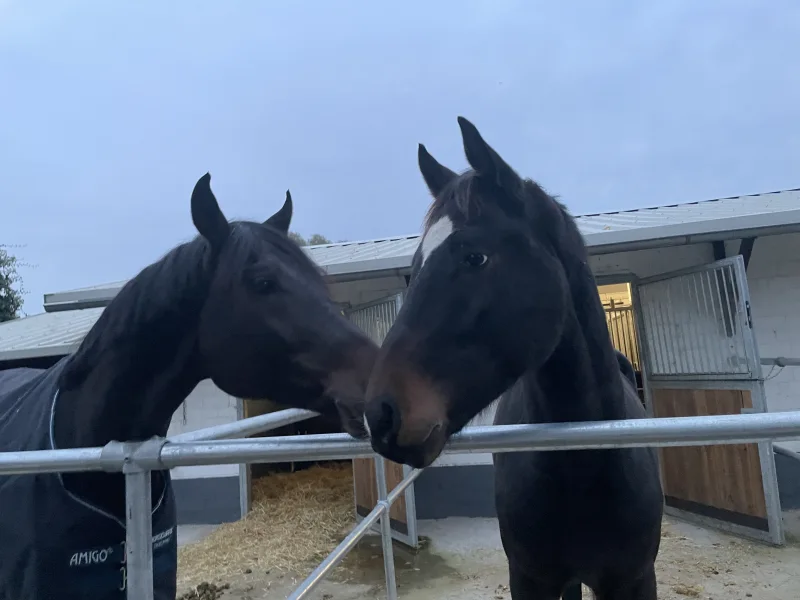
605,305 -> 641,372
346,294 -> 403,346
637,257 -> 758,379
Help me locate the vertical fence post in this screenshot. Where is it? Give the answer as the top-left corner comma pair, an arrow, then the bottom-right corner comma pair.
124,467 -> 154,600
562,582 -> 582,599
374,457 -> 398,600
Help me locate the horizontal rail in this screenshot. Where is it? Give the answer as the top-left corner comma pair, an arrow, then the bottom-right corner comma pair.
288,468 -> 422,600
0,446 -> 106,475
763,357 -> 800,367
729,356 -> 800,368
3,412 -> 800,476
1,410 -> 798,600
156,411 -> 800,469
0,406 -> 320,474
169,407 -> 317,442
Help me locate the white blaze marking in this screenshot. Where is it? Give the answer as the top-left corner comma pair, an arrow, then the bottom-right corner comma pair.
420,216 -> 454,266
363,414 -> 371,438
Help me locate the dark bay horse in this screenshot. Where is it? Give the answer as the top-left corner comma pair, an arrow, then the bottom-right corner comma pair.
0,174 -> 376,600
364,118 -> 664,599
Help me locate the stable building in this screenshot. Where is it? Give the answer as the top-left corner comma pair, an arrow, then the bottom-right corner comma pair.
2,187 -> 800,546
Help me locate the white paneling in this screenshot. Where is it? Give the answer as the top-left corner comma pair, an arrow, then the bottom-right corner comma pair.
167,379 -> 239,479
727,233 -> 800,453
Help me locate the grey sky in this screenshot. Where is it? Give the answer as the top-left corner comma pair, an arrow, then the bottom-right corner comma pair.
1,1 -> 798,315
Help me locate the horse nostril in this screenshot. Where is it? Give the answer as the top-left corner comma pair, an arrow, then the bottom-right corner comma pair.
366,394 -> 401,443
377,396 -> 402,440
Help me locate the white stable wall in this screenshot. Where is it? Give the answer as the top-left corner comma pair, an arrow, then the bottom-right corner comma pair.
330,275 -> 407,308
166,379 -> 241,480
603,236 -> 800,451
725,233 -> 800,453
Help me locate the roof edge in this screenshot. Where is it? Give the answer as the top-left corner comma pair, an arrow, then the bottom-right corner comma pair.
0,343 -> 78,363
42,192 -> 800,312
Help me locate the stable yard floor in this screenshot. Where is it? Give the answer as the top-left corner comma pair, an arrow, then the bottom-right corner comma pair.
178,516 -> 800,600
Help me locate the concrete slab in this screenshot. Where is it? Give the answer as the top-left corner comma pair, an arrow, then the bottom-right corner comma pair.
179,515 -> 800,599
418,517 -> 502,554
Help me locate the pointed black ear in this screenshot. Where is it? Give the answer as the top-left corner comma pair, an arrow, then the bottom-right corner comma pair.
265,190 -> 293,233
191,173 -> 230,250
457,116 -> 520,192
418,143 -> 457,198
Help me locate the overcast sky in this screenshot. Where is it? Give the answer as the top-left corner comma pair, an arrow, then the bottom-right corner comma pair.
1,1 -> 798,315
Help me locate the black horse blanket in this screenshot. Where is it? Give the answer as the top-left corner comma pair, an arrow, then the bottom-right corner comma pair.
0,361 -> 177,600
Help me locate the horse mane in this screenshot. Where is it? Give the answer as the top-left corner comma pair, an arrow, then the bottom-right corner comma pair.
423,169 -> 572,245
57,223 -> 267,390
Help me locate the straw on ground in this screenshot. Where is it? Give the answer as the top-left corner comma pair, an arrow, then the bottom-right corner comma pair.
177,463 -> 355,590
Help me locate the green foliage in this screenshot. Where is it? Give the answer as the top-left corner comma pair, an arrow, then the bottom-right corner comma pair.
307,234 -> 332,246
0,245 -> 25,322
288,232 -> 334,247
288,231 -> 307,246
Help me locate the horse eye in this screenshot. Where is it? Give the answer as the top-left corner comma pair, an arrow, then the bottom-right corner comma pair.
250,278 -> 275,294
463,253 -> 488,268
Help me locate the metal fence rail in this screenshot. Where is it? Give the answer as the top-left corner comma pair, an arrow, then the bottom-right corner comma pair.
3,410 -> 800,599
169,406 -> 318,442
288,465 -> 422,600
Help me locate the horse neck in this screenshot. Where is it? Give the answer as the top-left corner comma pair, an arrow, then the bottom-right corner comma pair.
524,269 -> 627,424
53,331 -> 203,450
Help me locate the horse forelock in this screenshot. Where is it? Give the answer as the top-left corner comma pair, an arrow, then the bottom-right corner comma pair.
423,171 -> 482,231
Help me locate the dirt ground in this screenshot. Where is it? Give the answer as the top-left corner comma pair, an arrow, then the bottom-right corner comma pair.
177,516 -> 800,600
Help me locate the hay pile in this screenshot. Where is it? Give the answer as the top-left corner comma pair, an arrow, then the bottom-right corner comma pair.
177,463 -> 355,589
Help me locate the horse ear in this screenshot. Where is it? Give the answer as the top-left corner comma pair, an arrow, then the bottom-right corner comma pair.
457,116 -> 521,193
418,144 -> 457,198
191,173 -> 230,250
265,190 -> 293,233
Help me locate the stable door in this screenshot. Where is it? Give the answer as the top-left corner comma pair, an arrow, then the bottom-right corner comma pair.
634,256 -> 783,544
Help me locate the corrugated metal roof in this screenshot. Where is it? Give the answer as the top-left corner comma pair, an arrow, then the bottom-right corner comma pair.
0,308 -> 104,361
306,234 -> 422,269
52,280 -> 129,296
15,189 -> 800,332
48,188 -> 800,306
575,188 -> 800,234
577,188 -> 800,251
44,236 -> 423,306
292,187 -> 800,266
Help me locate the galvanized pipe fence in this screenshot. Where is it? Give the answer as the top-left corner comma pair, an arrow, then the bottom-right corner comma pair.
4,409 -> 800,599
